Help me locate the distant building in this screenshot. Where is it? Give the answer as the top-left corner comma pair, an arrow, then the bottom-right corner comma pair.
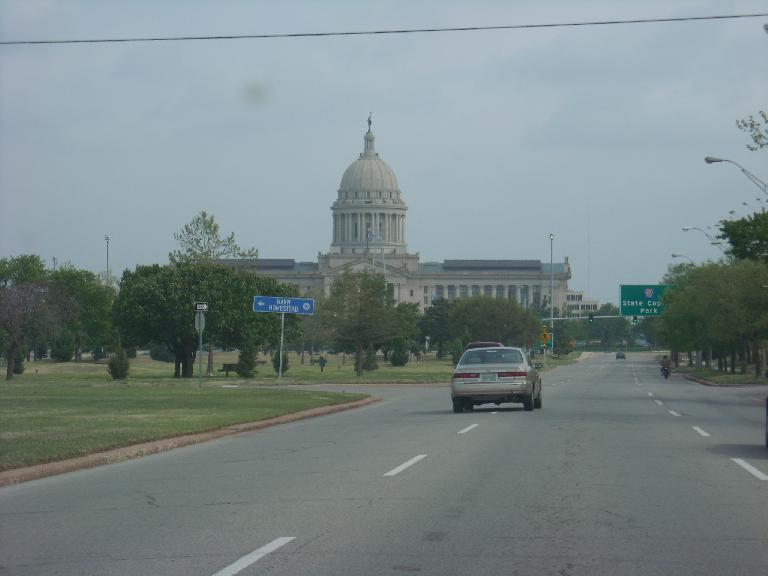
222,121 -> 571,310
564,290 -> 601,316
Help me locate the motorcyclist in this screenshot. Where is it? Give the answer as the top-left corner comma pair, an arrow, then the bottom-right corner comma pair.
660,355 -> 671,376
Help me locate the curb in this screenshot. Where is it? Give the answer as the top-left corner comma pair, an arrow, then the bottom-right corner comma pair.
0,396 -> 380,488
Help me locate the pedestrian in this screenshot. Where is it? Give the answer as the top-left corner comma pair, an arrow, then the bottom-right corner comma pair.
318,356 -> 327,372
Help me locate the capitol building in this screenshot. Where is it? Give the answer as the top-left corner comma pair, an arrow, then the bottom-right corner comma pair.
224,121 -> 571,311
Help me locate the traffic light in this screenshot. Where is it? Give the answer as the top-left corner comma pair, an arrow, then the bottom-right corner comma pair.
588,313 -> 594,323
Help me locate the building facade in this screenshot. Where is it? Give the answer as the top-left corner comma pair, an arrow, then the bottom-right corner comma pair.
223,122 -> 571,310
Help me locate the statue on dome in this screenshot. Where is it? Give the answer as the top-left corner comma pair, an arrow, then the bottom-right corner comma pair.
367,113 -> 372,132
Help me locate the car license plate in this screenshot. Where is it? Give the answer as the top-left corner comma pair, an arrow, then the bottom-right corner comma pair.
480,373 -> 498,382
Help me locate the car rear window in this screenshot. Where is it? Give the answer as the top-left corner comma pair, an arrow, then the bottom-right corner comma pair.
460,349 -> 523,365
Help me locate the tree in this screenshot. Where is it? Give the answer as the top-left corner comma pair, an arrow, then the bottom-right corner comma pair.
48,266 -> 115,361
717,211 -> 768,262
584,304 -> 629,349
736,110 -> 768,151
0,255 -> 48,380
447,297 -> 540,349
114,262 -> 295,378
387,302 -> 422,366
419,298 -> 452,357
325,271 -> 399,376
169,211 -> 258,264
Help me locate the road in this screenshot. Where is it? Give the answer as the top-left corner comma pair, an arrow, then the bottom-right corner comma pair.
1,353 -> 767,575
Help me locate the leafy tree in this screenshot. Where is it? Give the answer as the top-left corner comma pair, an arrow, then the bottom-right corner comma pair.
717,211 -> 768,262
419,298 -> 452,357
149,342 -> 175,362
447,296 -> 540,349
169,211 -> 258,264
50,330 -> 75,362
736,110 -> 768,151
48,266 -> 115,361
584,303 -> 629,349
325,270 -> 398,376
389,339 -> 409,366
0,255 -> 49,380
114,262 -> 295,378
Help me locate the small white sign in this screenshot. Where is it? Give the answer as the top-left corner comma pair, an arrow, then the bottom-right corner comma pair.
195,302 -> 208,311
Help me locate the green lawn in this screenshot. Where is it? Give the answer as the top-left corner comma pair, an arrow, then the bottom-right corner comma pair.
674,365 -> 768,386
0,380 -> 366,471
0,350 -> 576,471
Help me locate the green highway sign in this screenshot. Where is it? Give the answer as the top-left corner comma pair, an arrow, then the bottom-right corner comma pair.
620,284 -> 672,317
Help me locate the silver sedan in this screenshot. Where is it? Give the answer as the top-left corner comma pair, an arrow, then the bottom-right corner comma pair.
451,346 -> 542,413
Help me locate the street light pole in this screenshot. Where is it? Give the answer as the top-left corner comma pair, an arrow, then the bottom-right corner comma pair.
681,226 -> 725,253
549,233 -> 555,354
704,157 -> 767,195
104,235 -> 110,285
671,253 -> 694,264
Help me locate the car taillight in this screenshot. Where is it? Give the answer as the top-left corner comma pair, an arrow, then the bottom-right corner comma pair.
498,371 -> 527,378
453,372 -> 480,379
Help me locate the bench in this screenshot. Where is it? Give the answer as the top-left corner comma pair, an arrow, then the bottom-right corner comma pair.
219,360 -> 266,376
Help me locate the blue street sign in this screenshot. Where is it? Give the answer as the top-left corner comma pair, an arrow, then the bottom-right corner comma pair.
253,295 -> 315,316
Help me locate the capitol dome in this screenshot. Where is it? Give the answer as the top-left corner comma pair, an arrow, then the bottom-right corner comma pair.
330,121 -> 408,255
338,130 -> 402,202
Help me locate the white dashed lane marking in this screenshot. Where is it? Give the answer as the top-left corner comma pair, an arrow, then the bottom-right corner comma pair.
457,424 -> 478,435
731,458 -> 768,481
211,537 -> 295,576
384,455 -> 427,477
692,426 -> 711,437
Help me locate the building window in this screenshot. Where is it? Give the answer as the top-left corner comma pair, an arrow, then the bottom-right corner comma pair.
460,285 -> 468,298
508,285 -> 517,301
447,285 -> 456,300
521,286 -> 529,309
435,285 -> 445,299
410,289 -> 414,297
423,286 -> 429,294
532,285 -> 541,307
423,296 -> 429,306
472,285 -> 480,297
496,285 -> 504,298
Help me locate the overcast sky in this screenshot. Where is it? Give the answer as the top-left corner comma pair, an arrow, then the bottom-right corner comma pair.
1,1 -> 766,304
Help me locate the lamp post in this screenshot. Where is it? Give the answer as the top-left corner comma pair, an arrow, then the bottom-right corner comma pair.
671,253 -> 694,264
681,226 -> 725,253
104,235 -> 110,285
704,157 -> 767,195
549,233 -> 555,354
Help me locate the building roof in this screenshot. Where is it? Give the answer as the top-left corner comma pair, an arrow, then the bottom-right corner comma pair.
442,260 -> 543,270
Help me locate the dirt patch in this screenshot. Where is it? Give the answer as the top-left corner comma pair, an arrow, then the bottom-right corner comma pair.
0,396 -> 379,487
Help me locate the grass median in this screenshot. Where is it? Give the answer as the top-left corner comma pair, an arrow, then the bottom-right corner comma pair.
0,380 -> 366,471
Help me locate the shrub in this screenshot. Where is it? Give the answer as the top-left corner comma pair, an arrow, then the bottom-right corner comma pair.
363,346 -> 378,371
449,338 -> 465,366
389,339 -> 409,367
237,339 -> 257,378
149,342 -> 174,362
272,350 -> 289,374
126,346 -> 138,359
107,348 -> 130,379
51,332 -> 75,362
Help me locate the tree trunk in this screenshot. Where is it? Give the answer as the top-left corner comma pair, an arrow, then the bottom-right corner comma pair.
5,341 -> 19,381
741,340 -> 748,374
754,340 -> 763,380
355,342 -> 364,377
174,358 -> 181,378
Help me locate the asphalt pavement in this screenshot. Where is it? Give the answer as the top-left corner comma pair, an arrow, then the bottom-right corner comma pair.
1,352 -> 767,575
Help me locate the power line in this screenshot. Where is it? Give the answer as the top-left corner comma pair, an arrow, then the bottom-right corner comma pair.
2,12 -> 767,46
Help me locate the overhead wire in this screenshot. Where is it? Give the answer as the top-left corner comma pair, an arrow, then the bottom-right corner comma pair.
1,12 -> 767,46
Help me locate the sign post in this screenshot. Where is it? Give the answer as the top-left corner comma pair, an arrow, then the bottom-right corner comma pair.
253,296 -> 315,385
194,302 -> 208,388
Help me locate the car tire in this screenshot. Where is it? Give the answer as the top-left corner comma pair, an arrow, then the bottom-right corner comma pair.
534,389 -> 542,409
523,393 -> 534,411
452,399 -> 463,413
463,399 -> 474,411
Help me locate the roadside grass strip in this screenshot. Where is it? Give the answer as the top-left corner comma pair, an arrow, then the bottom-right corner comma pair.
212,537 -> 295,576
731,458 -> 768,481
384,455 -> 427,477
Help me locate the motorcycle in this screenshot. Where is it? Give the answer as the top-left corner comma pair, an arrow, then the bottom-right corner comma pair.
660,365 -> 670,379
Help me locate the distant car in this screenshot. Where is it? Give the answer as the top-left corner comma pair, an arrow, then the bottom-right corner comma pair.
464,341 -> 504,350
451,346 -> 541,413
616,352 -> 626,359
